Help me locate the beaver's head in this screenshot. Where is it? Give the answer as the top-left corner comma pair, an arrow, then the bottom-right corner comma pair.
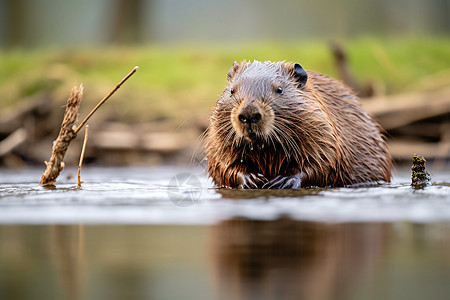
221,60 -> 308,144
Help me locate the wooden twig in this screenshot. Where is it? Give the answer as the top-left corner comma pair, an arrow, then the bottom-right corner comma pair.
0,128 -> 27,157
40,66 -> 138,186
330,41 -> 376,98
330,41 -> 361,94
40,85 -> 84,186
362,87 -> 450,131
74,66 -> 138,134
77,125 -> 89,189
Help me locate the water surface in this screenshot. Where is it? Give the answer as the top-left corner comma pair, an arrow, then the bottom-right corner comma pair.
0,166 -> 449,224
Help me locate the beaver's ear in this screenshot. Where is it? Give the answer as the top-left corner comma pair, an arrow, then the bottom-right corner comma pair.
227,61 -> 240,81
292,63 -> 308,88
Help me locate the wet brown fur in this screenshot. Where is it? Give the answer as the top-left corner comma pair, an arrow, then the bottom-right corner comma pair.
205,60 -> 392,188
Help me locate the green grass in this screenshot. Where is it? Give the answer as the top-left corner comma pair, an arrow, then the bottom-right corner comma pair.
1,36 -> 450,124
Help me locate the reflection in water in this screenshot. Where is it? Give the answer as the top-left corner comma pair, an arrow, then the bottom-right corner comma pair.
210,218 -> 386,300
50,225 -> 85,300
217,188 -> 324,199
0,222 -> 450,300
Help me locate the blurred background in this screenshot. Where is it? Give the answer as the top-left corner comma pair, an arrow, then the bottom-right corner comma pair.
1,0 -> 449,46
1,0 -> 450,168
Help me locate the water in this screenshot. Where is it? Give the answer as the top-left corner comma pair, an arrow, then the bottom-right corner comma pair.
1,167 -> 449,224
0,166 -> 449,300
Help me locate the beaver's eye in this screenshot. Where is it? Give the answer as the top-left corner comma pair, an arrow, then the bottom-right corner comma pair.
276,86 -> 283,94
230,88 -> 235,95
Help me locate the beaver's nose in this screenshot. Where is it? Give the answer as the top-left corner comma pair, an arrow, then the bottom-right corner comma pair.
238,112 -> 261,124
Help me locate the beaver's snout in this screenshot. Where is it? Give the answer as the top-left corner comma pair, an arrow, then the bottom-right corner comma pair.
231,97 -> 274,143
238,112 -> 261,124
235,101 -> 264,142
237,101 -> 262,124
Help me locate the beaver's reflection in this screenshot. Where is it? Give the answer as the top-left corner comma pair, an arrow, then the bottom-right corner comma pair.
210,217 -> 386,300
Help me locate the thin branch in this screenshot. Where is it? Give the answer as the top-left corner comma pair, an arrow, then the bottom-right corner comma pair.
40,66 -> 138,187
74,66 -> 138,134
77,125 -> 89,189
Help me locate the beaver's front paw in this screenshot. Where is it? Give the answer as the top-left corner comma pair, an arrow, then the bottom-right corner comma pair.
239,173 -> 268,189
262,174 -> 303,189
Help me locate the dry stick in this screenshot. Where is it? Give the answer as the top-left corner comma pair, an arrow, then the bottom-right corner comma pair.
74,66 -> 138,134
40,85 -> 84,186
40,66 -> 138,186
77,125 -> 89,189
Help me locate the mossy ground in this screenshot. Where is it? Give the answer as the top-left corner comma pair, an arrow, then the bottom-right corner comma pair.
411,155 -> 431,187
1,36 -> 450,126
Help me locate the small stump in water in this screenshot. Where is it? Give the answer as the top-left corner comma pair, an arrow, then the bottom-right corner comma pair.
411,155 -> 431,188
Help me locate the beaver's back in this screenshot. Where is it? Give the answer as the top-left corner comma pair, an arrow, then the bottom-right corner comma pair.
305,71 -> 391,185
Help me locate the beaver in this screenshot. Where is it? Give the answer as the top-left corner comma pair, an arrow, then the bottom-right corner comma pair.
204,60 -> 392,189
